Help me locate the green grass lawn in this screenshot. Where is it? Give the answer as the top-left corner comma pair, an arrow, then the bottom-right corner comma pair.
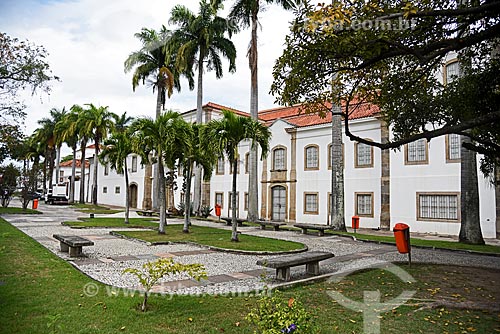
327,231 -> 500,254
62,218 -> 159,229
116,224 -> 306,252
71,203 -> 124,214
0,207 -> 42,215
1,217 -> 498,333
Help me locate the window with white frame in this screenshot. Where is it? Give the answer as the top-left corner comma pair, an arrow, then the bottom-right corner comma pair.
216,158 -> 225,175
447,134 -> 461,161
273,147 -> 286,170
103,186 -> 107,194
304,193 -> 318,214
131,156 -> 138,172
115,186 -> 120,194
244,192 -> 249,211
104,163 -> 109,176
355,142 -> 373,167
305,145 -> 319,169
418,193 -> 459,221
356,193 -> 373,217
59,171 -> 64,183
405,139 -> 428,164
215,192 -> 223,208
445,60 -> 460,84
230,160 -> 240,174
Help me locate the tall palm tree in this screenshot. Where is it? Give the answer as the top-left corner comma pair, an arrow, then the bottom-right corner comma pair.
170,0 -> 238,215
125,26 -> 193,211
55,109 -> 80,204
99,131 -> 133,224
229,0 -> 303,222
130,111 -> 189,234
79,104 -> 116,205
205,110 -> 271,241
72,104 -> 93,204
179,122 -> 217,233
35,107 -> 67,190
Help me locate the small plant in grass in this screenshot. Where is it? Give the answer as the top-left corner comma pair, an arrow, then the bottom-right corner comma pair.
246,289 -> 317,334
123,258 -> 206,312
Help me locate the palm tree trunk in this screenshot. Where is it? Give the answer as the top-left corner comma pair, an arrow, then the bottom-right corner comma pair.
152,88 -> 163,210
247,10 -> 260,223
231,158 -> 239,242
55,145 -> 61,185
48,149 -> 55,188
124,158 -> 130,224
331,103 -> 346,231
193,54 -> 204,216
92,139 -> 99,205
158,158 -> 167,234
183,162 -> 193,233
459,136 -> 484,244
79,141 -> 87,204
69,145 -> 77,204
42,155 -> 47,194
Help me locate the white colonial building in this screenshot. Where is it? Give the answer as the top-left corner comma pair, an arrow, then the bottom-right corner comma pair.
51,100 -> 499,239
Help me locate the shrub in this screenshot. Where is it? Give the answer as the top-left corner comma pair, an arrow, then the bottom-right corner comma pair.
200,205 -> 213,218
246,290 -> 317,334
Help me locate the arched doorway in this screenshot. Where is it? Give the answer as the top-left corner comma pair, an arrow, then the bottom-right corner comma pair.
129,184 -> 138,208
271,186 -> 286,221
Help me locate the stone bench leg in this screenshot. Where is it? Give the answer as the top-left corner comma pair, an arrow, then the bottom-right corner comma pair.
59,241 -> 69,252
69,246 -> 83,257
276,267 -> 291,281
306,261 -> 320,275
318,230 -> 325,237
260,225 -> 266,230
273,226 -> 280,231
301,228 -> 307,234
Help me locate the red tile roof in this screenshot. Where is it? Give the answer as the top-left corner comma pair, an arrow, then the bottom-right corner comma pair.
60,160 -> 89,168
259,101 -> 380,128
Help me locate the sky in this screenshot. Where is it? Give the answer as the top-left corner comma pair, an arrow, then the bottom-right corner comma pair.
0,0 -> 297,152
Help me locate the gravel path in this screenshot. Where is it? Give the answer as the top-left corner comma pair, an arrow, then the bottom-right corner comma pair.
3,203 -> 500,296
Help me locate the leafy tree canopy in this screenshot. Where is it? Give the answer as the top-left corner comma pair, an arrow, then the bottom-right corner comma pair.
0,32 -> 58,126
271,0 -> 500,175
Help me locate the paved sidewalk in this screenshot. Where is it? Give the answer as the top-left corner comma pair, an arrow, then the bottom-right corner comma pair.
2,202 -> 500,295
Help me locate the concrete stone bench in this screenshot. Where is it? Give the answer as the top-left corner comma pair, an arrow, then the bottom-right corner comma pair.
220,217 -> 246,226
257,251 -> 334,281
53,234 -> 94,257
137,210 -> 156,216
258,220 -> 286,231
293,223 -> 333,236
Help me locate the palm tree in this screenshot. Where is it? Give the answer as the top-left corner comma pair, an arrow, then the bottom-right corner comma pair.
35,107 -> 67,190
55,109 -> 80,204
205,110 -> 271,241
79,104 -> 116,205
228,0 -> 303,223
125,26 -> 193,211
130,111 -> 189,234
72,104 -> 93,204
179,122 -> 217,233
99,131 -> 133,224
170,0 -> 238,215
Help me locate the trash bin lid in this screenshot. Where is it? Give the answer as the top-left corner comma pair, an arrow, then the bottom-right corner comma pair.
393,222 -> 409,231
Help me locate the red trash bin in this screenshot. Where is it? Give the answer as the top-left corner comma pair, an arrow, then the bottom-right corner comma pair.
351,215 -> 360,232
393,223 -> 411,254
32,198 -> 39,209
215,204 -> 221,217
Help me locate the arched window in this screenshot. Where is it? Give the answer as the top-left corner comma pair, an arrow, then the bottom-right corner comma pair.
304,145 -> 319,170
272,147 -> 286,170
